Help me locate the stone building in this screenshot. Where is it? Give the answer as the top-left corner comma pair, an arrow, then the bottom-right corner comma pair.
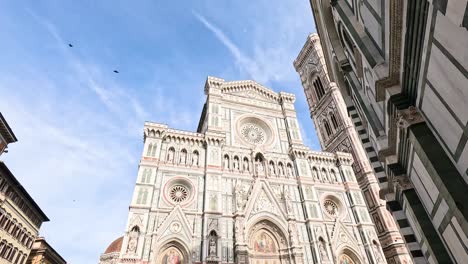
26,237 -> 67,264
0,162 -> 49,263
99,77 -> 386,264
301,0 -> 468,263
0,113 -> 18,156
295,34 -> 415,263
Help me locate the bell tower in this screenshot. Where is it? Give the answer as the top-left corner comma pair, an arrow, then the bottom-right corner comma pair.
294,34 -> 413,263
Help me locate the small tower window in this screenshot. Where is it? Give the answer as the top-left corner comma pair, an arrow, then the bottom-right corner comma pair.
324,120 -> 332,137
313,77 -> 326,100
330,114 -> 339,129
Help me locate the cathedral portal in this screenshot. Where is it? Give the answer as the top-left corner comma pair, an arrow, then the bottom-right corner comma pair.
247,220 -> 287,264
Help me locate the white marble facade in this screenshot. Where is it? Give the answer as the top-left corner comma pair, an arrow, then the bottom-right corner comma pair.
99,76 -> 384,264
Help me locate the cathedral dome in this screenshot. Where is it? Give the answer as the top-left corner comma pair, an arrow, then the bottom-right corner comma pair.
104,236 -> 123,254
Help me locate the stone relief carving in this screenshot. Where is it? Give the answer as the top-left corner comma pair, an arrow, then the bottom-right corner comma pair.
209,238 -> 217,256
234,182 -> 249,211
252,191 -> 277,215
282,187 -> 293,215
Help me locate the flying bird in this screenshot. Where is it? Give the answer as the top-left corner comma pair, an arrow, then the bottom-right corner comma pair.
68,43 -> 73,47
113,70 -> 119,73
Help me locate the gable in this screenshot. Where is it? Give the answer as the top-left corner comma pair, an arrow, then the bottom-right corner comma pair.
221,81 -> 279,103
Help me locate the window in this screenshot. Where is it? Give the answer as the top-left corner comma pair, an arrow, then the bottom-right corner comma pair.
151,143 -> 157,157
324,120 -> 332,137
313,77 -> 326,100
330,114 -> 339,129
146,143 -> 153,156
141,169 -> 151,183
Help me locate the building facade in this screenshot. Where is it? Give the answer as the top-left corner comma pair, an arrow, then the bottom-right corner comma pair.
303,0 -> 468,263
0,162 -> 49,263
26,237 -> 67,264
100,77 -> 386,264
295,34 -> 416,263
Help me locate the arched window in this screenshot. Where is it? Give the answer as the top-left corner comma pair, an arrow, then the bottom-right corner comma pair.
142,189 -> 148,204
151,143 -> 157,157
324,120 -> 332,137
145,169 -> 151,183
313,77 -> 326,100
146,143 -> 153,156
136,189 -> 148,204
141,169 -> 148,183
330,114 -> 339,129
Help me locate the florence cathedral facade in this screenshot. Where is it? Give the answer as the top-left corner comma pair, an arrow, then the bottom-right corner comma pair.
99,76 -> 388,264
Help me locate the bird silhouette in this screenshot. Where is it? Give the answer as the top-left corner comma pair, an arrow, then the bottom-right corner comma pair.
113,70 -> 119,73
68,44 -> 73,47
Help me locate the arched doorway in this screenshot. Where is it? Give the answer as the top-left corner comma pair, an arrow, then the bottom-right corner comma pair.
337,248 -> 361,264
156,241 -> 189,264
247,220 -> 287,264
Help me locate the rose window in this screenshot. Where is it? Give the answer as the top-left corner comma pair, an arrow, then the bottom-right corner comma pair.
169,185 -> 189,203
323,199 -> 339,216
241,124 -> 266,145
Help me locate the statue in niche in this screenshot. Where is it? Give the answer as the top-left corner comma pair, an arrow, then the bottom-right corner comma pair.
312,169 -> 319,181
256,159 -> 264,173
127,226 -> 140,254
209,238 -> 216,256
373,242 -> 383,263
269,163 -> 275,176
243,159 -> 249,172
233,158 -> 239,170
288,222 -> 298,245
235,218 -> 244,241
167,149 -> 174,162
235,183 -> 247,211
283,188 -> 293,213
192,152 -> 199,166
278,164 -> 284,176
180,151 -> 187,164
287,165 -> 294,177
318,239 -> 328,260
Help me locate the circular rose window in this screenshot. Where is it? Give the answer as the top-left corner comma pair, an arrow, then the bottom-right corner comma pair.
237,116 -> 273,146
164,178 -> 194,205
241,123 -> 266,145
323,199 -> 339,216
170,185 -> 189,203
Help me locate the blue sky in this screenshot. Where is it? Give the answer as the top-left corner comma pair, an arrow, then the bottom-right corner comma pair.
0,1 -> 317,263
